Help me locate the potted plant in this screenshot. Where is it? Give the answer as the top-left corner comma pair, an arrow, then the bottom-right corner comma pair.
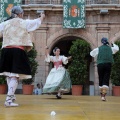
0,76 -> 7,94
22,44 -> 39,95
111,41 -> 120,96
68,39 -> 90,95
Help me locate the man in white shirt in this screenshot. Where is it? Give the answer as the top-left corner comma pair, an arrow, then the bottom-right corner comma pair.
0,6 -> 45,107
90,38 -> 119,101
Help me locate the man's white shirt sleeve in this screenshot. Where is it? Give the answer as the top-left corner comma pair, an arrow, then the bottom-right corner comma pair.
111,44 -> 119,54
90,48 -> 99,57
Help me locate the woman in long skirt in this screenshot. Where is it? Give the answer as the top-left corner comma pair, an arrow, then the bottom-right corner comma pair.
43,47 -> 71,99
0,6 -> 45,107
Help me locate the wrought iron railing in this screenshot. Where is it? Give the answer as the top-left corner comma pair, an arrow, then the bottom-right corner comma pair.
22,0 -> 120,5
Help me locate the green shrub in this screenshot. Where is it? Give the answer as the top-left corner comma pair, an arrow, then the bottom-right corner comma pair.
111,41 -> 120,86
68,39 -> 90,85
22,44 -> 39,85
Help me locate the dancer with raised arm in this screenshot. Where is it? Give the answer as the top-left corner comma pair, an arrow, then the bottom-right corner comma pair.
43,47 -> 71,99
0,6 -> 45,107
90,37 -> 119,101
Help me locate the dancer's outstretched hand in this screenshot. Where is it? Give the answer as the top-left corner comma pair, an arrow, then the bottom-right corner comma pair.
111,41 -> 114,46
45,46 -> 49,49
67,56 -> 72,60
40,12 -> 45,19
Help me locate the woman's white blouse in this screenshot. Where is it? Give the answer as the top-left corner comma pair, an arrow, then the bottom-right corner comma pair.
45,55 -> 68,65
0,18 -> 41,33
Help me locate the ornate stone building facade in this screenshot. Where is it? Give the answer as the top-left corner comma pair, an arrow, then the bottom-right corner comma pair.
20,0 -> 120,95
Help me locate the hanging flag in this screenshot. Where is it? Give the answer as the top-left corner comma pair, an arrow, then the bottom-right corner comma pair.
63,0 -> 85,28
0,0 -> 22,23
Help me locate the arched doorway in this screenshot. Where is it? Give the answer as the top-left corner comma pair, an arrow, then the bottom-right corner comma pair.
49,36 -> 92,95
50,36 -> 79,55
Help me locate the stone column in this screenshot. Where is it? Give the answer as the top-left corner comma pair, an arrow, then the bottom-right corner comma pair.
96,24 -> 110,46
34,26 -> 48,85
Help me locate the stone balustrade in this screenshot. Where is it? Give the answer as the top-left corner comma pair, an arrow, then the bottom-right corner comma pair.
22,0 -> 120,5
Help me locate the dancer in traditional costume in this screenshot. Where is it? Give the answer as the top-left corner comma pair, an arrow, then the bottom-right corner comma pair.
43,47 -> 71,99
0,6 -> 45,107
90,37 -> 119,101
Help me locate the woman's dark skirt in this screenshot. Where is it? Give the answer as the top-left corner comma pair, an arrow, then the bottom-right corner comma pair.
0,48 -> 31,75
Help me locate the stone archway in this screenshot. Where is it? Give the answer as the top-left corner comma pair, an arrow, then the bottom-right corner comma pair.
47,30 -> 96,51
50,36 -> 79,56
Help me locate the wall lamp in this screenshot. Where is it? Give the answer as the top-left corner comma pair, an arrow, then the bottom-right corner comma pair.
100,9 -> 109,15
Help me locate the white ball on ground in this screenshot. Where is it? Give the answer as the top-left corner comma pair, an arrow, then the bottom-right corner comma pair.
50,111 -> 56,116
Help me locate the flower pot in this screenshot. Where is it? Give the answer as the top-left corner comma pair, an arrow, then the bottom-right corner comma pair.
0,84 -> 7,94
72,85 -> 83,96
112,86 -> 120,96
22,85 -> 34,95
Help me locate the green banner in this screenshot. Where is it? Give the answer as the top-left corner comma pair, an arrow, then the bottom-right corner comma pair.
63,0 -> 85,28
0,0 -> 22,23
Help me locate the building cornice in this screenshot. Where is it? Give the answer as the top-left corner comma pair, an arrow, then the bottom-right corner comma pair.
22,4 -> 120,11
